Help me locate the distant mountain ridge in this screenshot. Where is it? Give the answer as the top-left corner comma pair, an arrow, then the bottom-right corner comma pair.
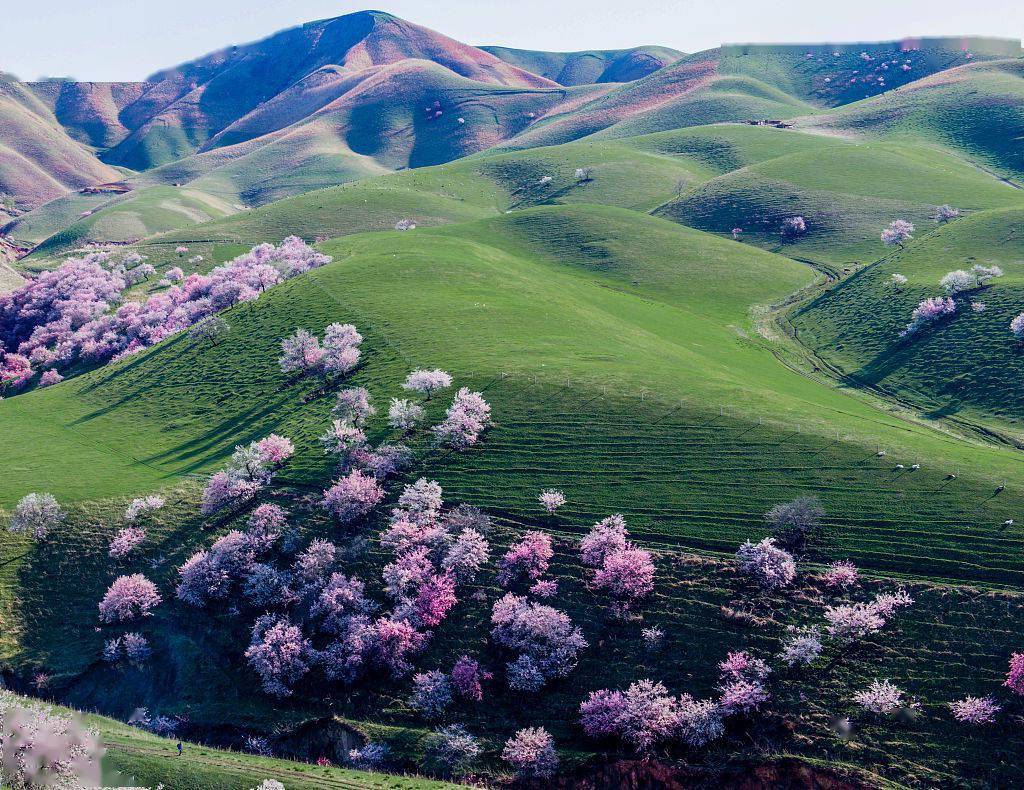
2,11 -> 1022,250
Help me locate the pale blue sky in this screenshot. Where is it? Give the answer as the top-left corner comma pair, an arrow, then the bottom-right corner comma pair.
6,0 -> 1022,82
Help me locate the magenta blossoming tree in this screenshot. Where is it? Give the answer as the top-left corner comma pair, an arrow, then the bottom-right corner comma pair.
8,492 -> 64,539
322,323 -> 362,377
109,527 -> 147,559
1010,313 -> 1024,340
491,593 -> 587,691
245,615 -> 313,698
934,204 -> 960,223
580,680 -> 680,752
255,435 -> 294,467
125,495 -> 165,523
450,655 -> 492,702
822,560 -> 859,589
497,531 -> 553,587
431,387 -> 492,449
38,369 -> 63,387
98,574 -> 162,623
901,296 -> 956,337
854,679 -> 916,715
332,388 -> 375,426
279,329 -> 324,375
1004,652 -> 1024,695
579,514 -> 629,567
593,547 -> 656,617
502,727 -> 558,778
323,470 -> 385,523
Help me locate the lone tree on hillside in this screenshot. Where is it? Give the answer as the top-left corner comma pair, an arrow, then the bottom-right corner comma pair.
781,216 -> 807,240
189,315 -> 229,347
574,167 -> 595,183
764,496 -> 825,552
881,219 -> 914,248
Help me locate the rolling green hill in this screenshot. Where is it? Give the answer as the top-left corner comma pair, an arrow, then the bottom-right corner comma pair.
657,137 -> 1024,267
792,207 -> 1024,438
799,59 -> 1024,179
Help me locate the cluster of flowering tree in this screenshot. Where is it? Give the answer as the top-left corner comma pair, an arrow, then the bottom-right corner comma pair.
934,204 -> 960,223
0,237 -> 331,390
490,593 -> 587,691
431,387 -> 492,449
497,531 -> 553,587
823,588 -> 913,642
280,323 -> 362,378
108,527 -> 147,559
854,679 -> 918,715
321,370 -> 489,523
940,265 -> 1003,295
900,296 -> 956,338
502,727 -> 558,778
1012,313 -> 1024,340
898,264 -> 1005,339
7,493 -> 64,540
780,216 -> 807,239
201,434 -> 295,514
580,678 -> 724,753
125,495 -> 165,523
579,515 -> 656,616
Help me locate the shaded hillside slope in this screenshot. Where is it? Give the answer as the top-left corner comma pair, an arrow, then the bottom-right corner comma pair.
799,59 -> 1024,179
0,73 -> 121,213
657,137 -> 1024,267
28,79 -> 147,149
792,207 -> 1024,436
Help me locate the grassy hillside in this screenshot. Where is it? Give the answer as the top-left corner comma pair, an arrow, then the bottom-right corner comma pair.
26,186 -> 241,257
1,691 -> 461,789
799,59 -> 1024,179
792,207 -> 1024,437
4,205 -> 1024,786
658,138 -> 1024,267
5,206 -> 1024,585
101,10 -> 558,172
129,124 -> 852,257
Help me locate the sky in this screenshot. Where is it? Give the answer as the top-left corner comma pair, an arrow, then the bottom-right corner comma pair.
5,0 -> 1022,82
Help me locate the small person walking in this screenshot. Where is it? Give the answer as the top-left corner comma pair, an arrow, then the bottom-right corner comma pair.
176,742 -> 183,756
